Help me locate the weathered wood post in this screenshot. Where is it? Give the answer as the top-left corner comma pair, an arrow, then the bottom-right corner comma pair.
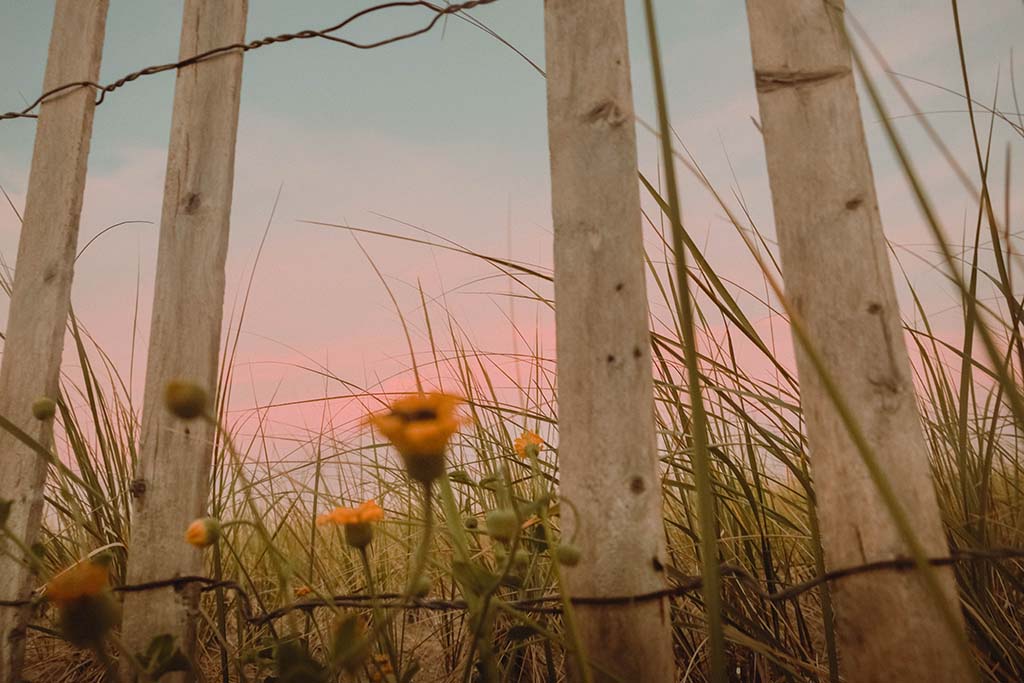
0,2 -> 109,680
120,2 -> 247,676
745,2 -> 972,681
544,1 -> 675,681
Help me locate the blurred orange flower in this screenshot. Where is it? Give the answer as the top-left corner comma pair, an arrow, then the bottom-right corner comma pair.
46,560 -> 109,608
294,585 -> 312,598
370,393 -> 463,482
514,431 -> 543,459
369,653 -> 394,681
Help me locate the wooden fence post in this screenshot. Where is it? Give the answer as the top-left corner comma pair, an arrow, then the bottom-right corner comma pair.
544,2 -> 675,680
0,2 -> 109,680
745,2 -> 972,681
119,2 -> 247,676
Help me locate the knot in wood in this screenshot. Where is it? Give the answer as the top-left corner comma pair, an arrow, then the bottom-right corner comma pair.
129,478 -> 147,498
584,99 -> 628,127
754,66 -> 850,93
183,192 -> 202,214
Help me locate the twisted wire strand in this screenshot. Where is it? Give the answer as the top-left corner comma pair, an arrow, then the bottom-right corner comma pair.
3,546 -> 1021,625
0,0 -> 499,122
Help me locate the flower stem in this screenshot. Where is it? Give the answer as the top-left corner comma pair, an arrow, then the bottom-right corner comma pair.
403,483 -> 434,597
359,546 -> 400,678
528,451 -> 591,683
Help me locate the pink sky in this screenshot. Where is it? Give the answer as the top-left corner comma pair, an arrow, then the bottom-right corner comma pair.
0,1 -> 1022,452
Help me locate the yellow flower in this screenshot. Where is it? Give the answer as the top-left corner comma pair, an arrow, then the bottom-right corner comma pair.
513,430 -> 543,459
370,393 -> 463,482
46,560 -> 109,608
185,517 -> 221,548
318,500 -> 384,548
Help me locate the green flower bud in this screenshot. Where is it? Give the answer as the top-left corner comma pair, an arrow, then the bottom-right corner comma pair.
31,397 -> 57,421
485,509 -> 518,543
411,575 -> 432,598
555,544 -> 582,567
164,381 -> 208,420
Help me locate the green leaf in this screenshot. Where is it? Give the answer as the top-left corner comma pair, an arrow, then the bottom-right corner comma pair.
137,633 -> 190,680
451,560 -> 497,594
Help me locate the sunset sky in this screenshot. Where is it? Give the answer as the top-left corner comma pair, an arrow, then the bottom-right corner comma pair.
0,1 -> 1021,443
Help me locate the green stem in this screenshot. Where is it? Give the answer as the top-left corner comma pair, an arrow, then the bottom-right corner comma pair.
437,473 -> 471,562
528,451 -> 591,683
404,483 -> 434,597
212,541 -> 230,683
360,546 -> 400,677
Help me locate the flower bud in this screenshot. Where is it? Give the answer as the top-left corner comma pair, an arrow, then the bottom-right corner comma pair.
185,517 -> 221,548
165,381 -> 208,420
555,544 -> 582,567
485,509 -> 518,543
463,516 -> 479,530
411,575 -> 432,598
31,397 -> 57,421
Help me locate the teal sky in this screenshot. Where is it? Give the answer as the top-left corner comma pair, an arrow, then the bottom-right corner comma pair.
0,1 -> 1021,435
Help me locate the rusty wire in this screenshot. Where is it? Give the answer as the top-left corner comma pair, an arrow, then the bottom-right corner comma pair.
0,0 -> 500,122
2,546 -> 1022,625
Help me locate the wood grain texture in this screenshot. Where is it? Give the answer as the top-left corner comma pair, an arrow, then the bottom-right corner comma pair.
544,1 -> 674,680
745,2 -> 971,681
119,2 -> 247,678
0,2 -> 108,680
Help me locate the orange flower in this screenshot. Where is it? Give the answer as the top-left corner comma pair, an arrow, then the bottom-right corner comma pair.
294,585 -> 312,598
369,393 -> 463,482
513,430 -> 543,458
46,559 -> 109,608
185,517 -> 221,548
316,499 -> 384,527
318,500 -> 384,549
369,653 -> 394,681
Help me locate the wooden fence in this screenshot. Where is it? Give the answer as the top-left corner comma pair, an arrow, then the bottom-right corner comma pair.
0,1 -> 971,682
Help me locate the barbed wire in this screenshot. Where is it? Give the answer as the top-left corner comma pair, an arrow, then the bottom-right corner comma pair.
3,546 -> 1022,625
0,0 -> 500,122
